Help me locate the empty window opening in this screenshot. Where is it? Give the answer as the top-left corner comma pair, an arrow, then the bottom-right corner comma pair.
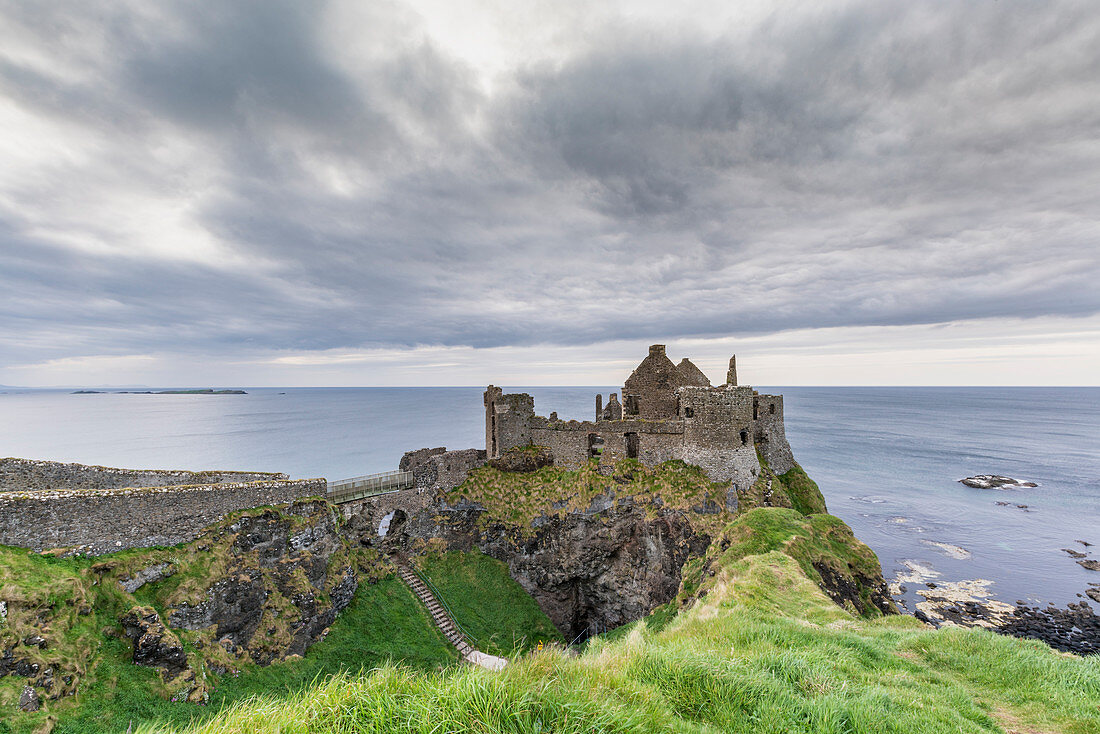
684,407 -> 694,418
769,403 -> 776,415
625,432 -> 639,459
752,400 -> 759,420
378,511 -> 395,537
588,433 -> 605,458
740,430 -> 749,446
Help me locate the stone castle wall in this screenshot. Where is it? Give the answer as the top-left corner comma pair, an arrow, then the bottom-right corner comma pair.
753,394 -> 795,474
0,458 -> 285,493
0,478 -> 325,554
482,346 -> 796,490
529,418 -> 683,468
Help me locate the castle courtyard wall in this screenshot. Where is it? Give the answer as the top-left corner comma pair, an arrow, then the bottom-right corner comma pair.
0,457 -> 286,493
0,478 -> 325,554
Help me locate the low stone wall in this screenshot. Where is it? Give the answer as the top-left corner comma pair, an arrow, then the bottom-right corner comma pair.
0,458 -> 286,493
0,478 -> 325,554
399,448 -> 486,492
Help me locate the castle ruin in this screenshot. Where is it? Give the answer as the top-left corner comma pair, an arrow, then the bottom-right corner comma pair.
484,345 -> 794,492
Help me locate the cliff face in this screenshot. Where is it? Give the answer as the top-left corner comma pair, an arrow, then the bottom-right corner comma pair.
161,501 -> 359,667
0,500 -> 362,712
348,455 -> 891,641
404,498 -> 709,640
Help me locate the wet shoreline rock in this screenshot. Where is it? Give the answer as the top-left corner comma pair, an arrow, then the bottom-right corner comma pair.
997,600 -> 1100,655
959,475 -> 1037,489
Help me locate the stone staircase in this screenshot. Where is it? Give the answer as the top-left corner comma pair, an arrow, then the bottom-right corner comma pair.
393,559 -> 477,658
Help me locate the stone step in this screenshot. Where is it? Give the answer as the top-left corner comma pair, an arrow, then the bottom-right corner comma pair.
394,559 -> 491,663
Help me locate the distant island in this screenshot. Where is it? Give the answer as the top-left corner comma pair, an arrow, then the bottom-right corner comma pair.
71,389 -> 247,395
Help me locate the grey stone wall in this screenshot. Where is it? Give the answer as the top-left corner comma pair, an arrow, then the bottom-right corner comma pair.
0,458 -> 285,493
484,387 -> 535,458
622,344 -> 683,419
429,448 -> 486,491
399,447 -> 487,492
753,394 -> 795,474
0,478 -> 325,554
399,447 -> 447,488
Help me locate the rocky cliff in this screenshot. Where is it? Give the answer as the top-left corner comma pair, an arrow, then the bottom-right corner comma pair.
0,500 -> 362,711
347,454 -> 893,641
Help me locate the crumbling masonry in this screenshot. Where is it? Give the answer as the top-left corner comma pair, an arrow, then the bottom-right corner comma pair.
484,345 -> 794,493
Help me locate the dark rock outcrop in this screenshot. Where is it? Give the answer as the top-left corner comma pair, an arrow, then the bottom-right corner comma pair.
167,501 -> 357,664
19,684 -> 40,712
997,600 -> 1100,655
813,561 -> 896,616
382,497 -> 708,642
489,446 -> 554,473
119,562 -> 174,593
959,475 -> 1037,489
120,606 -> 188,680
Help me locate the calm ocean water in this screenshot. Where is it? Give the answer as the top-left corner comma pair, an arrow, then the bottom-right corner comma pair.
1,386 -> 1098,609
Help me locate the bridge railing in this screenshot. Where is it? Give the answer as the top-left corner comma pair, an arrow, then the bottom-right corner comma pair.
326,470 -> 414,504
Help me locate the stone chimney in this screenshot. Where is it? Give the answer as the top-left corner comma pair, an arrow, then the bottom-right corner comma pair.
727,356 -> 737,386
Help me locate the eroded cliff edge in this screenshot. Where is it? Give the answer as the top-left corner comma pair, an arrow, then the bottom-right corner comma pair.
343,449 -> 895,642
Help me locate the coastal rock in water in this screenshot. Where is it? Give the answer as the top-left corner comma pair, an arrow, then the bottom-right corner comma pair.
1087,588 -> 1100,604
959,475 -> 1037,489
997,600 -> 1100,656
119,606 -> 189,679
1063,548 -> 1087,559
1078,559 -> 1100,572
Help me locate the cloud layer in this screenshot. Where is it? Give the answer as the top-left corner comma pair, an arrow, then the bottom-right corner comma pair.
1,0 -> 1098,384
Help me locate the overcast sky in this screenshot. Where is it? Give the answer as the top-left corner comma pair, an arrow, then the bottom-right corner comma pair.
1,0 -> 1098,387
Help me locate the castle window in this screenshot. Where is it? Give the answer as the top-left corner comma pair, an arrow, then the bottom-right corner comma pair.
753,400 -> 758,420
740,430 -> 749,445
684,407 -> 694,418
769,403 -> 776,415
625,432 -> 639,459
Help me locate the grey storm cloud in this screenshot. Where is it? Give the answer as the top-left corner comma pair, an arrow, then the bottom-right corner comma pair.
0,0 -> 1098,368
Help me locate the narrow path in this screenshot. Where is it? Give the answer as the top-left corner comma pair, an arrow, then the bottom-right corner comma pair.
393,558 -> 508,671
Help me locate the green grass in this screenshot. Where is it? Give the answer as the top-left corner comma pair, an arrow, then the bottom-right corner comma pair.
778,463 -> 828,516
699,507 -> 897,617
448,458 -> 736,534
3,539 -> 568,733
51,576 -> 456,734
415,551 -> 564,656
136,528 -> 1100,734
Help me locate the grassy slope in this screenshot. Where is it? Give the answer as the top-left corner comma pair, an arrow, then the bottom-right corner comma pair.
415,551 -> 564,657
1,540 -> 559,733
139,528 -> 1100,734
52,577 -> 456,734
449,458 -> 736,534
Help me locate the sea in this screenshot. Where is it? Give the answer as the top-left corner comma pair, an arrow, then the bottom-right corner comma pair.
1,386 -> 1098,611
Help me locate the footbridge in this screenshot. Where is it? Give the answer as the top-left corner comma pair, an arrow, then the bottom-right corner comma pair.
326,470 -> 414,504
